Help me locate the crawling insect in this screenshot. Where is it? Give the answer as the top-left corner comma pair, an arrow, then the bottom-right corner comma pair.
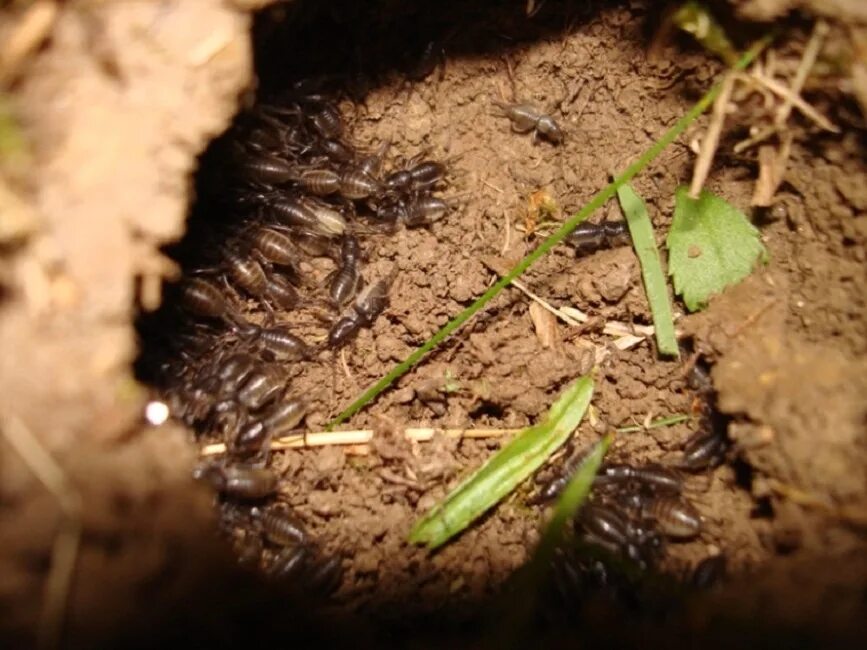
577,502 -> 662,568
492,99 -> 564,144
566,219 -> 631,255
230,397 -> 307,457
593,463 -> 683,495
327,273 -> 393,348
307,103 -> 343,139
264,273 -> 300,310
252,506 -> 308,546
267,545 -> 309,581
329,236 -> 362,307
299,168 -> 340,196
178,277 -> 247,328
245,226 -> 298,269
222,249 -> 269,299
302,555 -> 343,597
236,364 -> 285,411
691,553 -> 727,589
357,141 -> 390,178
338,169 -> 381,200
249,324 -> 311,360
677,427 -> 728,471
632,494 -> 703,540
236,152 -> 297,186
193,462 -> 278,499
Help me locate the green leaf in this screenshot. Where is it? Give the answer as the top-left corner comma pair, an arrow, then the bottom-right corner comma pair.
408,376 -> 594,550
667,186 -> 767,311
617,184 -> 679,357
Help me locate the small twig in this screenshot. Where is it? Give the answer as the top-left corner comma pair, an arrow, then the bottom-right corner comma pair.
501,211 -> 512,254
776,20 -> 828,127
2,415 -> 81,650
616,413 -> 689,433
733,124 -> 777,154
751,134 -> 793,207
690,73 -> 735,198
200,427 -> 520,456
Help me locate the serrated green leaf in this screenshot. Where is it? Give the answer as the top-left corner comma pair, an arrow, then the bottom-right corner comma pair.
667,186 -> 767,311
408,376 -> 593,550
616,184 -> 679,357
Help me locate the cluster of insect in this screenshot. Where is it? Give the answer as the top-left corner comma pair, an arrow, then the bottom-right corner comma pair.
536,359 -> 730,601
142,79 -> 455,591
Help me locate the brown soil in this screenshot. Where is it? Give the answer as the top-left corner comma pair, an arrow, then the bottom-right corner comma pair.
1,0 -> 866,647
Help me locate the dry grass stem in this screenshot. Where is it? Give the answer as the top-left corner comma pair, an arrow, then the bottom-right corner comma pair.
200,426 -> 520,456
775,20 -> 828,127
689,73 -> 735,198
2,414 -> 81,650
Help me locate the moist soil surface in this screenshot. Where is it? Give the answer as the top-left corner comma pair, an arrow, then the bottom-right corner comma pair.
2,0 -> 866,647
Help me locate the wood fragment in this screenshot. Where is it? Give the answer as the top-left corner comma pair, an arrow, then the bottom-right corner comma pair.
751,133 -> 793,207
528,301 -> 560,349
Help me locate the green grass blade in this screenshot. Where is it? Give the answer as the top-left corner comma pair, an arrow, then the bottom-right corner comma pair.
408,376 -> 594,549
617,184 -> 679,357
327,37 -> 770,429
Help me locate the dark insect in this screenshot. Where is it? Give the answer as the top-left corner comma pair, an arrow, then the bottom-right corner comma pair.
253,325 -> 311,360
327,273 -> 392,348
264,273 -> 300,310
329,236 -> 362,307
339,169 -> 381,200
357,142 -> 390,177
178,278 -> 246,328
299,169 -> 340,196
691,554 -> 727,589
318,138 -> 354,163
408,160 -> 447,191
492,99 -> 564,144
246,227 -> 298,268
267,545 -> 309,581
637,495 -> 702,540
193,462 -> 278,500
236,365 -> 285,411
236,153 -> 297,185
261,398 -> 307,436
252,506 -> 308,546
594,463 -> 683,494
308,103 -> 343,139
566,220 -> 631,255
223,250 -> 269,298
678,428 -> 727,471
